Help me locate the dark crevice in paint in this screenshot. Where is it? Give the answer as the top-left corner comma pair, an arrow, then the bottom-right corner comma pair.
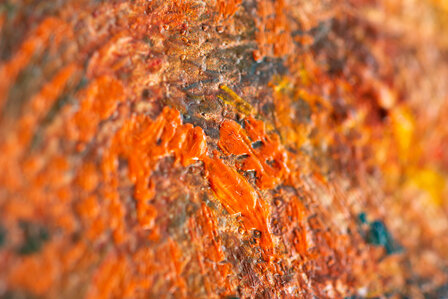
16,221 -> 50,255
0,289 -> 41,299
0,224 -> 6,248
251,140 -> 263,149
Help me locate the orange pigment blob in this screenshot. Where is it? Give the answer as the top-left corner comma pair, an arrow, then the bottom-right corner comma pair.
216,0 -> 243,20
103,107 -> 207,230
218,117 -> 290,189
203,154 -> 274,254
68,75 -> 126,147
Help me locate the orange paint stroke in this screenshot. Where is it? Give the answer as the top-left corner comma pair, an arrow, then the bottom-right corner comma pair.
17,63 -> 79,148
68,75 -> 126,146
204,154 -> 274,255
0,17 -> 72,110
218,117 -> 290,189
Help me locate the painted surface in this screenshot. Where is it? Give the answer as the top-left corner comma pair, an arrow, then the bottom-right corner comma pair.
0,0 -> 448,298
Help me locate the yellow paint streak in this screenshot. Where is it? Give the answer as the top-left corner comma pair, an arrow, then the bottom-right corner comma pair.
218,84 -> 254,115
410,168 -> 446,206
390,105 -> 415,162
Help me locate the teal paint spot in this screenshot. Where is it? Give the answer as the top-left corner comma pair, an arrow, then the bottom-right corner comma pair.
367,220 -> 402,255
17,221 -> 50,255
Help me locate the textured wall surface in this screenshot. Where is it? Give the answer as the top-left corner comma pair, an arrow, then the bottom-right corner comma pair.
0,0 -> 448,298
